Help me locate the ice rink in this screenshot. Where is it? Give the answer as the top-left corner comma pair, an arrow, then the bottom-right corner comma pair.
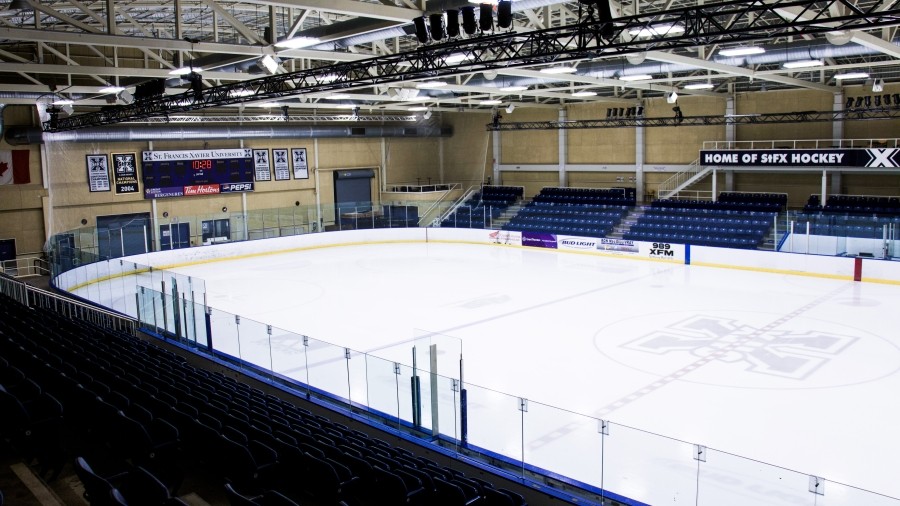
74,240 -> 900,505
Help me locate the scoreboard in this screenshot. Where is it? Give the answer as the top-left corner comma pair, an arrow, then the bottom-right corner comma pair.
141,149 -> 255,199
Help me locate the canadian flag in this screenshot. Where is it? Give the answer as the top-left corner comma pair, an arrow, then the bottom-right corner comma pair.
0,150 -> 30,185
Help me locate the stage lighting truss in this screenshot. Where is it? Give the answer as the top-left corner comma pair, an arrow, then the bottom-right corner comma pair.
46,0 -> 900,131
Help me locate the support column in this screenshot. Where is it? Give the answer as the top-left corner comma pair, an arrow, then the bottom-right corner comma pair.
725,97 -> 736,147
833,92 -> 844,143
831,171 -> 842,196
491,129 -> 501,185
635,121 -> 645,203
558,108 -> 567,187
725,170 -> 735,192
821,170 -> 828,205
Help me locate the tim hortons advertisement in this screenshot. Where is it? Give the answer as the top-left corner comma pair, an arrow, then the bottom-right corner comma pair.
521,232 -> 558,249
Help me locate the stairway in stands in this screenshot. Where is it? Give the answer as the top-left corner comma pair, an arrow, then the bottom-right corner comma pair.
489,200 -> 525,229
609,207 -> 646,239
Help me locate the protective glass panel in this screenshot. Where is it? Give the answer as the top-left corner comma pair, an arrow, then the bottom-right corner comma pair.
304,336 -> 351,407
816,481 -> 900,506
524,401 -> 604,490
463,382 -> 523,469
363,354 -> 401,429
697,448 -> 813,506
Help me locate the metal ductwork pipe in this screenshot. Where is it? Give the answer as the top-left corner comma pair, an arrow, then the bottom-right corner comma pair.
5,124 -> 451,145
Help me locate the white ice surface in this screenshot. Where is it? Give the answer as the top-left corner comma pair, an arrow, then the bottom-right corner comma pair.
74,242 -> 900,505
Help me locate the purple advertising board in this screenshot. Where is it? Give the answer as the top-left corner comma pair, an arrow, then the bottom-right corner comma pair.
522,231 -> 558,249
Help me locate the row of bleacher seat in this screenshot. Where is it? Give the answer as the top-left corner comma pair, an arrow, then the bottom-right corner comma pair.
506,224 -> 613,237
647,207 -> 778,218
718,192 -> 788,207
804,194 -> 900,216
0,294 -> 527,506
650,199 -> 782,213
623,231 -> 761,249
629,223 -> 766,237
638,215 -> 772,227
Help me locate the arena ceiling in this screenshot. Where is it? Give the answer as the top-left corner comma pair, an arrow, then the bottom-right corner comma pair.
0,0 -> 898,125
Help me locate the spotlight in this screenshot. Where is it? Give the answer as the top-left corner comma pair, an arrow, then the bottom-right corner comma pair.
883,94 -> 891,106
461,6 -> 477,35
606,108 -> 613,118
479,3 -> 493,32
413,16 -> 429,44
505,104 -> 515,114
423,108 -> 432,119
596,0 -> 615,39
872,79 -> 885,93
446,9 -> 460,38
865,95 -> 871,108
845,96 -> 854,109
875,95 -> 882,107
497,0 -> 512,29
258,55 -> 280,74
609,108 -> 618,118
636,106 -> 644,116
188,72 -> 203,101
429,13 -> 445,41
893,94 -> 900,106
118,89 -> 134,104
666,90 -> 678,104
855,96 -> 864,108
60,104 -> 74,115
46,106 -> 59,129
673,105 -> 684,124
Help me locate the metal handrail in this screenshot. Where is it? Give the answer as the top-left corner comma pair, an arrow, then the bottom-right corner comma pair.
428,185 -> 481,226
1,256 -> 51,278
657,158 -> 702,199
417,185 -> 466,227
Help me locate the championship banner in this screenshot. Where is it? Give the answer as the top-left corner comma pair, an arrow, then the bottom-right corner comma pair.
86,154 -> 111,192
112,153 -> 139,194
701,148 -> 900,168
253,149 -> 271,181
522,231 -> 557,249
141,148 -> 254,199
273,149 -> 290,180
292,148 -> 309,179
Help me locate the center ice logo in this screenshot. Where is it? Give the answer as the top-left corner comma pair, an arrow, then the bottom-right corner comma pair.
623,315 -> 858,380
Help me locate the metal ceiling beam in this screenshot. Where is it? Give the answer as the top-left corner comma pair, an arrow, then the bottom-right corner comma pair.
644,51 -> 836,92
254,0 -> 421,23
48,0 -> 900,131
487,106 -> 900,130
847,30 -> 900,59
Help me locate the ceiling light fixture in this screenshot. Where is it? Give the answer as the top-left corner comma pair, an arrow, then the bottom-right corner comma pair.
540,65 -> 577,74
480,99 -> 503,105
872,78 -> 885,92
571,91 -> 597,97
718,46 -> 765,57
409,106 -> 429,111
169,66 -> 198,76
258,55 -> 281,74
834,72 -> 870,80
500,85 -> 528,92
505,104 -> 515,114
684,83 -> 715,90
618,74 -> 653,81
324,93 -> 353,99
99,85 -> 125,93
423,107 -> 433,119
782,59 -> 823,69
415,81 -> 447,89
666,90 -> 678,103
444,53 -> 470,64
629,24 -> 685,37
274,36 -> 321,49
52,99 -> 74,105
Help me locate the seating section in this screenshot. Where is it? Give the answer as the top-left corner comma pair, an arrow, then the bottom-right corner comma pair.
441,185 -> 523,229
531,187 -> 637,206
803,194 -> 900,216
504,203 -> 628,237
0,294 -> 527,506
792,213 -> 900,238
501,187 -> 633,238
623,194 -> 783,249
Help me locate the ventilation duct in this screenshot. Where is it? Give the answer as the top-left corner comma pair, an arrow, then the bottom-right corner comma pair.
5,124 -> 452,145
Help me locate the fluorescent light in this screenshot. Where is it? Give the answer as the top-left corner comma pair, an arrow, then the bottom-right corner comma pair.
52,99 -> 74,105
540,65 -> 577,74
571,91 -> 597,97
319,74 -> 340,83
335,104 -> 356,109
480,99 -> 503,105
415,81 -> 447,89
324,93 -> 352,99
684,83 -> 714,90
99,86 -> 125,93
618,74 -> 653,81
169,66 -> 194,76
834,72 -> 869,80
409,106 -> 429,111
444,53 -> 469,64
500,85 -> 528,92
629,24 -> 685,37
719,46 -> 765,57
274,36 -> 321,49
258,102 -> 282,108
229,89 -> 254,97
783,59 -> 823,69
